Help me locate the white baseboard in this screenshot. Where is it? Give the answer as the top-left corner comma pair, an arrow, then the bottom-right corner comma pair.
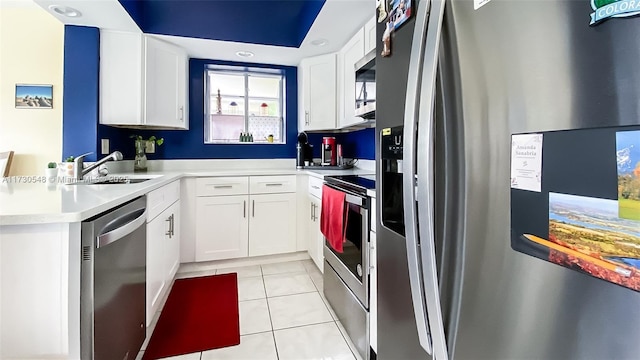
177,251 -> 311,273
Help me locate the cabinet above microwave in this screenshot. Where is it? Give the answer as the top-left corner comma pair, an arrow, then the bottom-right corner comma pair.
298,17 -> 377,132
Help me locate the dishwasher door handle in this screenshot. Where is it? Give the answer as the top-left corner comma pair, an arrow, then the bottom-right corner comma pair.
97,209 -> 147,248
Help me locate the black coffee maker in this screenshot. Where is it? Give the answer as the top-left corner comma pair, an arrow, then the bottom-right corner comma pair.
296,132 -> 313,168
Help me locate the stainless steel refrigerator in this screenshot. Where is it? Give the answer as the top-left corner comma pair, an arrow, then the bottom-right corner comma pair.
376,0 -> 640,359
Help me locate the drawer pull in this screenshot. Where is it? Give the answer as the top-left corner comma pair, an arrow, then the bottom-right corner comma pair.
311,185 -> 320,190
213,185 -> 234,189
265,183 -> 283,187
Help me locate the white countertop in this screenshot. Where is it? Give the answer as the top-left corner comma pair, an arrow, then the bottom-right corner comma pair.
0,167 -> 374,226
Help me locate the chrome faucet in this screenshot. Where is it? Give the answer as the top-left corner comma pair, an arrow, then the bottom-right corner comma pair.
73,151 -> 123,181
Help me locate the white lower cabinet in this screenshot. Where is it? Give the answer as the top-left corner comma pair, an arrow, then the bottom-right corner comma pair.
147,212 -> 166,322
195,195 -> 249,261
306,177 -> 325,272
307,195 -> 324,272
166,201 -> 181,279
146,182 -> 181,325
249,193 -> 297,256
193,176 -> 297,262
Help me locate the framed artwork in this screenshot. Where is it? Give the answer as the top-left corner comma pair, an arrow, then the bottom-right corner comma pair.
389,0 -> 412,30
15,84 -> 53,109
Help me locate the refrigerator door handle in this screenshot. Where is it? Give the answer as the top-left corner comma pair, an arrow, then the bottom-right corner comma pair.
402,0 -> 434,355
416,0 -> 448,359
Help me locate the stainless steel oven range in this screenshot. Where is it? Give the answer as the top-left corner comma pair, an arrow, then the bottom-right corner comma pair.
323,175 -> 375,360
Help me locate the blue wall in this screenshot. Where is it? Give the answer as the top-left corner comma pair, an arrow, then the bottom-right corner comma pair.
98,59 -> 299,159
62,29 -> 375,161
307,128 -> 375,160
62,25 -> 100,162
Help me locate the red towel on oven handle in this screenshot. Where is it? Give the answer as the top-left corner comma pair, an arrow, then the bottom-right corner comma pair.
320,185 -> 347,253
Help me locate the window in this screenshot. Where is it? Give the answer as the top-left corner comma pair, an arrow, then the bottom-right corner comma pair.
204,66 -> 285,144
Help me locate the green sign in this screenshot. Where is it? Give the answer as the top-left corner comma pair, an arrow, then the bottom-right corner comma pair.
591,0 -> 640,25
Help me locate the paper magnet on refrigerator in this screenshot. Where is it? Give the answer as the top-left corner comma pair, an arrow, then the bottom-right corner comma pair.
510,125 -> 640,293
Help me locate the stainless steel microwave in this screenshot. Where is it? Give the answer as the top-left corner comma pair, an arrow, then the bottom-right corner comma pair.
355,50 -> 376,119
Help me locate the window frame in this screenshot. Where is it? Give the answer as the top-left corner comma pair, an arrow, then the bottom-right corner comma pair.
204,65 -> 286,144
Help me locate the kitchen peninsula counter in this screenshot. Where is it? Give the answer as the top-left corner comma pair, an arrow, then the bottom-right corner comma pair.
0,167 -> 374,226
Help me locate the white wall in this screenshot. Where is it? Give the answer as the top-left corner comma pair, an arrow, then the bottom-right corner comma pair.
0,2 -> 64,176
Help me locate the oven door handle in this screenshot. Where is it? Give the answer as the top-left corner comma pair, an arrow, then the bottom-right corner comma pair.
345,193 -> 365,207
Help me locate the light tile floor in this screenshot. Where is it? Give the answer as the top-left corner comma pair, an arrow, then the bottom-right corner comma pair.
138,260 -> 359,360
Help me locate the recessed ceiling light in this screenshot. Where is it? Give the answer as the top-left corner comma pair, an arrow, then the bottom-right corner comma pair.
235,51 -> 254,58
311,39 -> 328,46
48,5 -> 82,17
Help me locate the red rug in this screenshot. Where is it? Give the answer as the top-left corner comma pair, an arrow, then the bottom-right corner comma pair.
142,274 -> 240,360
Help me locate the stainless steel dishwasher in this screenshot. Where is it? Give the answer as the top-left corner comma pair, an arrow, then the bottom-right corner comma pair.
81,196 -> 147,360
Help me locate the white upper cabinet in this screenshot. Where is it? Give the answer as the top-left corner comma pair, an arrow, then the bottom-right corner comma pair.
100,30 -> 188,129
364,16 -> 377,55
298,16 -> 376,132
100,31 -> 143,127
338,28 -> 365,128
144,36 -> 188,128
298,53 -> 337,131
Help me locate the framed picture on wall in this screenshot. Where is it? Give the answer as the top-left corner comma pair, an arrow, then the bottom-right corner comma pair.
15,84 -> 53,109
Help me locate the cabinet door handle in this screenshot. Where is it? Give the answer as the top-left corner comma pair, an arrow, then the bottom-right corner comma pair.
252,200 -> 255,217
179,106 -> 184,121
311,202 -> 314,221
244,200 -> 247,218
166,215 -> 172,238
313,203 -> 317,221
305,111 -> 310,125
171,214 -> 175,236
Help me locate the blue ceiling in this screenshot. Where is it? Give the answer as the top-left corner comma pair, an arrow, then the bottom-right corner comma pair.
118,0 -> 326,48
